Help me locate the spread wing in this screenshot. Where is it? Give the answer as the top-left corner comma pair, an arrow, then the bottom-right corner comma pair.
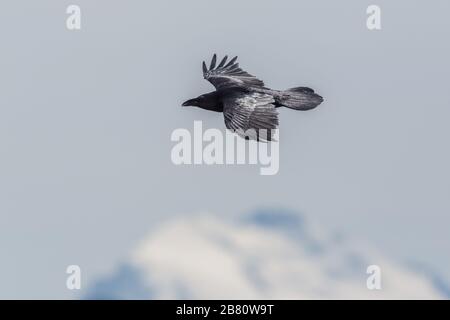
223,92 -> 279,141
203,54 -> 265,90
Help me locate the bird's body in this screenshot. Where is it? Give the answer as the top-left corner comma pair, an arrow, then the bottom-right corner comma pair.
182,55 -> 323,140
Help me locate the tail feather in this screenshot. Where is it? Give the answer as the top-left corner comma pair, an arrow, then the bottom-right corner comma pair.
279,86 -> 323,110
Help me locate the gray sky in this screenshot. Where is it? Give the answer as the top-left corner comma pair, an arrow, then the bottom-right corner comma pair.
1,0 -> 449,298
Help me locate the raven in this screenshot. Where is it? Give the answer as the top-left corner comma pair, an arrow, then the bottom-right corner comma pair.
182,54 -> 323,141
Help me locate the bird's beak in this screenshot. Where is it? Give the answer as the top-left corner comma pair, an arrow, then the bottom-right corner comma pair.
182,99 -> 195,107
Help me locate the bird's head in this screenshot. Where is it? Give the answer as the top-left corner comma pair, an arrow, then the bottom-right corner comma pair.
182,95 -> 205,107
181,92 -> 221,112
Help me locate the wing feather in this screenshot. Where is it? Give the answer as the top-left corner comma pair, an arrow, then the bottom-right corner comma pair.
203,55 -> 265,90
209,54 -> 217,70
217,55 -> 228,68
223,92 -> 278,141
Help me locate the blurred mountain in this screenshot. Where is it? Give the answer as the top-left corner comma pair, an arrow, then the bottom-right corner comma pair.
85,209 -> 448,299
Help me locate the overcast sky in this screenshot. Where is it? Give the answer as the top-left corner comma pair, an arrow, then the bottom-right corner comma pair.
1,0 -> 449,298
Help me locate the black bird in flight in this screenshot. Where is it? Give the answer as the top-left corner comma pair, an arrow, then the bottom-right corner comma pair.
182,54 -> 323,141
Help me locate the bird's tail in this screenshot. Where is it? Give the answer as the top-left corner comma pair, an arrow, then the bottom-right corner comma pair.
278,87 -> 323,111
